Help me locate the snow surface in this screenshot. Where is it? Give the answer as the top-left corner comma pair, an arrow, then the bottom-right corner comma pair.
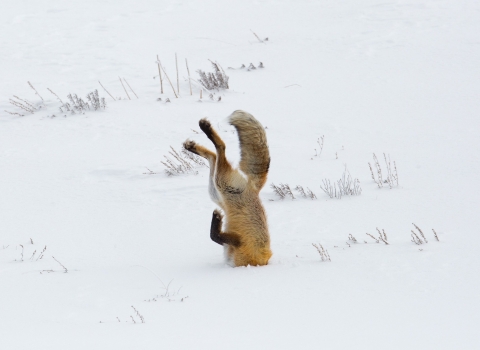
1,0 -> 480,349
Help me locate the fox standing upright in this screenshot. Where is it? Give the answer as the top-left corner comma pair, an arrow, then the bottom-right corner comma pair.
183,110 -> 272,267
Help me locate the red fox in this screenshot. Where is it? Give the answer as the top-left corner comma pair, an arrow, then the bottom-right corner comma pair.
183,110 -> 272,267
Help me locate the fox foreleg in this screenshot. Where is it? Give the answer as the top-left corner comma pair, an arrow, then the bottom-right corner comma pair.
210,210 -> 241,247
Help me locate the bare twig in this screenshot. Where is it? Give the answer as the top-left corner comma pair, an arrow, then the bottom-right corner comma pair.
160,65 -> 178,98
432,229 -> 439,241
175,53 -> 179,96
29,250 -> 36,260
250,29 -> 266,44
119,77 -> 131,100
98,81 -> 116,101
4,110 -> 24,117
156,55 -> 164,94
366,233 -> 379,243
52,256 -> 68,273
28,81 -> 44,101
36,246 -> 47,261
47,88 -> 64,104
185,58 -> 192,95
123,78 -> 138,99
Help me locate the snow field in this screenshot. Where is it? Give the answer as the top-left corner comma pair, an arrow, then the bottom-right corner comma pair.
1,0 -> 480,349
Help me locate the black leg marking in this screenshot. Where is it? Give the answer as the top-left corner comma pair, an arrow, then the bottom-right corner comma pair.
199,118 -> 219,146
225,186 -> 243,195
210,210 -> 241,247
199,118 -> 213,137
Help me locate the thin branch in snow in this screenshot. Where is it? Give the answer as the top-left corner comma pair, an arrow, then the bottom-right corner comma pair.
28,81 -> 44,101
52,256 -> 68,273
160,64 -> 178,98
366,233 -> 379,243
185,58 -> 192,95
4,110 -> 24,117
156,55 -> 164,94
119,76 -> 131,100
175,53 -> 180,96
36,246 -> 47,261
47,88 -> 64,104
98,81 -> 116,101
250,29 -> 268,44
123,78 -> 138,99
432,229 -> 440,241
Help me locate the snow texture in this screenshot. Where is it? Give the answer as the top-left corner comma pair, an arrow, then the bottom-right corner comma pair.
1,0 -> 479,349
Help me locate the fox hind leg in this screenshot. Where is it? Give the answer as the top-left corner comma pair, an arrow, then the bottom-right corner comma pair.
198,119 -> 244,194
183,140 -> 216,165
199,118 -> 226,151
183,139 -> 222,204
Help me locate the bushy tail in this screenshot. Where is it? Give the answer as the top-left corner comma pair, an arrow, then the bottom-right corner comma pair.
229,110 -> 270,191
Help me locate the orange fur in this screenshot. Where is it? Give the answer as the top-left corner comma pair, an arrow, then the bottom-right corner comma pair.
183,110 -> 272,267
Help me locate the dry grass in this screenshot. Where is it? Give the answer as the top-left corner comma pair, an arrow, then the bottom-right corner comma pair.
314,135 -> 324,157
60,90 -> 106,114
160,146 -> 207,176
365,228 -> 389,245
312,243 -> 331,262
320,166 -> 362,199
197,60 -> 229,91
368,153 -> 399,188
271,183 -> 316,200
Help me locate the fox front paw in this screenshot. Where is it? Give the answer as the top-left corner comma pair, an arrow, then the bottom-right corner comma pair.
212,209 -> 223,223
